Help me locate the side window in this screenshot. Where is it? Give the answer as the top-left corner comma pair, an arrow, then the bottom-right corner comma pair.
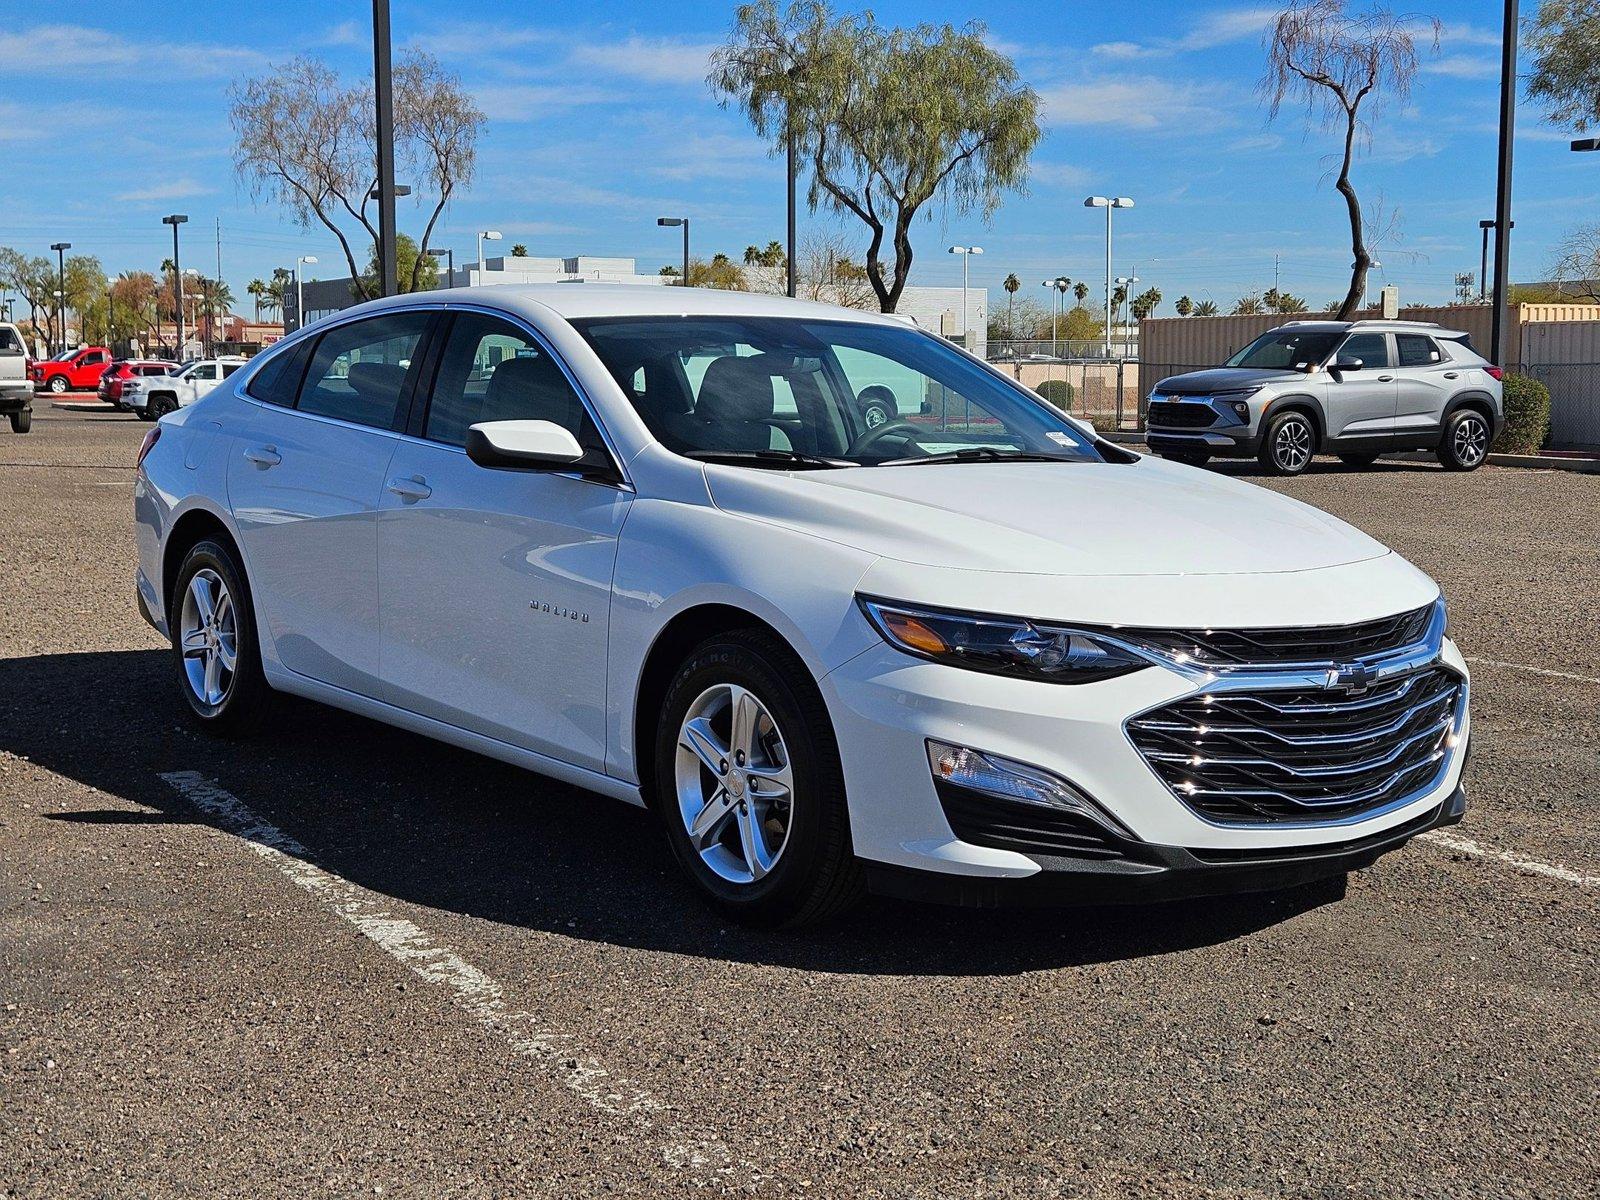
1340,333 -> 1392,370
1396,335 -> 1442,367
222,363 -> 243,378
192,364 -> 218,381
246,340 -> 312,406
298,311 -> 430,429
0,328 -> 22,354
423,312 -> 605,453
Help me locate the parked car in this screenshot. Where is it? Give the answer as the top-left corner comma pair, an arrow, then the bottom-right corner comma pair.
1145,319 -> 1504,475
134,287 -> 1471,926
99,359 -> 177,410
123,356 -> 248,420
0,322 -> 32,432
30,345 -> 112,394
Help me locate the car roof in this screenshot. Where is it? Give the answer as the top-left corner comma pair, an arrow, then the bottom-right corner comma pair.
331,283 -> 912,328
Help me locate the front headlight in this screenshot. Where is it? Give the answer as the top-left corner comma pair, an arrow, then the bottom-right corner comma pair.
857,596 -> 1150,684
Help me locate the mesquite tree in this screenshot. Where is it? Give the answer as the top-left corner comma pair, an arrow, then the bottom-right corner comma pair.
1262,1 -> 1437,319
710,1 -> 1039,313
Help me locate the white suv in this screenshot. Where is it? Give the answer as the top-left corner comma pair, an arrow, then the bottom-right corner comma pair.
1147,320 -> 1505,474
125,356 -> 249,421
133,287 -> 1471,926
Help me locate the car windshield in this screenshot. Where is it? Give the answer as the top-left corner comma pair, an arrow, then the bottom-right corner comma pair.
571,315 -> 1103,468
1225,330 -> 1342,371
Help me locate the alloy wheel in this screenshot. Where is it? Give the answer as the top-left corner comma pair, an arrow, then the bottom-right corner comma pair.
1274,417 -> 1313,473
674,682 -> 795,885
1453,415 -> 1488,467
179,567 -> 238,708
48,376 -> 68,394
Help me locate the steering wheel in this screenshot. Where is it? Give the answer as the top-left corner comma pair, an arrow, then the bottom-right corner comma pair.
846,419 -> 921,457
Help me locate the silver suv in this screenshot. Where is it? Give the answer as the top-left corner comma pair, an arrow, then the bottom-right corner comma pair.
1146,320 -> 1504,475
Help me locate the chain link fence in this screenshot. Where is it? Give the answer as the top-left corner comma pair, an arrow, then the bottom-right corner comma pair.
988,354 -> 1212,432
1519,361 -> 1600,449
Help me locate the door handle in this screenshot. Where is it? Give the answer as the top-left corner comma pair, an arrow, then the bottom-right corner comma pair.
242,445 -> 281,467
1377,375 -> 1395,382
385,474 -> 431,501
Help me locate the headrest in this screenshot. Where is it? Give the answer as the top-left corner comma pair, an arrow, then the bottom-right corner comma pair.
482,355 -> 584,430
347,360 -> 407,400
696,355 -> 776,423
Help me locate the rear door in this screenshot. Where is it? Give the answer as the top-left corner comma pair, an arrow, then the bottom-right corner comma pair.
227,310 -> 433,697
376,308 -> 631,770
1392,333 -> 1452,435
1324,331 -> 1397,438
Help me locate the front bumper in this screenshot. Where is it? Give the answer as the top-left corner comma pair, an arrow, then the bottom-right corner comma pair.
1146,428 -> 1260,457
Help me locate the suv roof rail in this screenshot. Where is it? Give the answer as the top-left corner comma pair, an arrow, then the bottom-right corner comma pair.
1277,318 -> 1443,329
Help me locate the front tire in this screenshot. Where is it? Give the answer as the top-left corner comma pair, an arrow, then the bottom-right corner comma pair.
8,409 -> 30,434
1258,410 -> 1316,476
147,393 -> 177,420
46,375 -> 69,394
169,539 -> 271,732
1438,409 -> 1490,471
654,630 -> 863,928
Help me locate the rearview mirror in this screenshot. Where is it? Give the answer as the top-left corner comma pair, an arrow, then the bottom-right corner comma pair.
465,420 -> 585,471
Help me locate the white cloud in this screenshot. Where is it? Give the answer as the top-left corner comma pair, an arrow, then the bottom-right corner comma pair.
1423,56 -> 1499,81
1038,78 -> 1235,131
1028,161 -> 1093,189
1228,133 -> 1284,152
1092,7 -> 1277,60
568,36 -> 718,86
472,83 -> 624,120
0,24 -> 263,75
113,179 -> 216,203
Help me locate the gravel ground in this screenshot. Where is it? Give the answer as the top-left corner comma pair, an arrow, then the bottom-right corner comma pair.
2,407 -> 1597,1198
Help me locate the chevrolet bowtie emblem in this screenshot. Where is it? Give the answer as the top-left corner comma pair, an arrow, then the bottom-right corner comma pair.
1325,662 -> 1374,694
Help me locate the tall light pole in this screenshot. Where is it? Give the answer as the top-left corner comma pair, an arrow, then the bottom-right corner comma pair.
1489,0 -> 1518,366
1085,196 -> 1134,359
476,230 -> 502,282
50,242 -> 71,352
657,218 -> 689,286
946,246 -> 983,341
1114,275 -> 1140,349
371,0 -> 398,297
295,256 -> 318,332
1041,278 -> 1069,358
162,215 -> 188,360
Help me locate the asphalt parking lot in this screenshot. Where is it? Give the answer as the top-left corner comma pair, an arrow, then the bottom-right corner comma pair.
3,406 -> 1597,1198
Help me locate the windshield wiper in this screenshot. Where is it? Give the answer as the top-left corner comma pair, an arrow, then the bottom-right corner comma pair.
878,447 -> 1077,467
683,449 -> 856,470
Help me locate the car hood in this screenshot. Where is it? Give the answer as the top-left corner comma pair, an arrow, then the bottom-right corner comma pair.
1154,366 -> 1305,395
703,455 -> 1389,578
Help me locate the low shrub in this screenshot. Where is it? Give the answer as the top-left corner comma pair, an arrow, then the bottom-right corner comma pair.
1035,378 -> 1075,411
1494,372 -> 1550,455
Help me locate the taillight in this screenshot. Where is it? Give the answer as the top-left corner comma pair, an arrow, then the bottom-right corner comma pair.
136,427 -> 161,469
1484,365 -> 1504,381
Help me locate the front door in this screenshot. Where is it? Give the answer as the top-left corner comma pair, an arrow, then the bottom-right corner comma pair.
377,310 -> 631,772
1324,331 -> 1398,439
227,309 -> 431,696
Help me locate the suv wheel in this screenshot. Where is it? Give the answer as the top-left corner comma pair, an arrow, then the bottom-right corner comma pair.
1438,409 -> 1490,471
148,393 -> 177,420
654,630 -> 864,928
47,375 -> 69,394
170,539 -> 271,731
1258,411 -> 1316,476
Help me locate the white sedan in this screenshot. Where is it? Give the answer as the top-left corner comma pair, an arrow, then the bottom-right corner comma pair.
132,286 -> 1471,926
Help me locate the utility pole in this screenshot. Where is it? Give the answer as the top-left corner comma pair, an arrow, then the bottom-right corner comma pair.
1489,0 -> 1518,366
372,0 -> 399,298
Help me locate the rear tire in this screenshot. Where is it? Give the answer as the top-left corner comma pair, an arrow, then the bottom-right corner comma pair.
8,409 -> 30,434
1438,409 -> 1490,471
169,538 -> 272,733
654,629 -> 864,928
1257,410 -> 1316,476
1338,452 -> 1379,468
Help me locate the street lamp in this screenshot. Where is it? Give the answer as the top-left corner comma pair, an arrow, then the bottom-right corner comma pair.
1476,219 -> 1514,301
50,242 -> 71,352
1114,275 -> 1140,342
657,218 -> 689,287
162,215 -> 188,361
477,230 -> 502,282
295,256 -> 319,332
1084,196 -> 1134,358
1040,278 -> 1070,357
946,246 -> 983,340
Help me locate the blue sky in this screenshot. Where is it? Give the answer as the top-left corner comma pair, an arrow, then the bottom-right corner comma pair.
1,1 -> 1591,314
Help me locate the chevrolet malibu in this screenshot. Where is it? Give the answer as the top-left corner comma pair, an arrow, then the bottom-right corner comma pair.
133,286 -> 1471,926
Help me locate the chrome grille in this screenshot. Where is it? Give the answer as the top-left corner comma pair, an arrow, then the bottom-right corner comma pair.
1130,603 -> 1435,669
1148,400 -> 1217,429
1127,665 -> 1463,824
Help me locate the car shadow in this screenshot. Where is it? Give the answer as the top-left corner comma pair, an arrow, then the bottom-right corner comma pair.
1206,456 -> 1439,479
0,649 -> 1347,977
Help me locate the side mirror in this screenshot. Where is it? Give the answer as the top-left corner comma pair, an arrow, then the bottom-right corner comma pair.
466,419 -> 586,471
1063,414 -> 1098,438
1331,356 -> 1364,376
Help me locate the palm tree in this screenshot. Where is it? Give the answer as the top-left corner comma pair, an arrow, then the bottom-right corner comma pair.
246,278 -> 267,321
1073,281 -> 1089,305
1175,295 -> 1194,317
1002,273 -> 1020,336
1193,299 -> 1219,316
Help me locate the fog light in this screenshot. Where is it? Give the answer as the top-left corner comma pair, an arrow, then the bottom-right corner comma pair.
927,740 -> 1129,833
1231,401 -> 1250,419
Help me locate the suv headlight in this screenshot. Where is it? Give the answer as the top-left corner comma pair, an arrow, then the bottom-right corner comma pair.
857,597 -> 1149,684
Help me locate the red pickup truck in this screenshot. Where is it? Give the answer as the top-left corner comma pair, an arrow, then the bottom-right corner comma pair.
30,345 -> 112,394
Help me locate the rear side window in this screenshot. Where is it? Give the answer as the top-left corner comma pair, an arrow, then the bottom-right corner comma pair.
298,312 -> 431,430
1396,335 -> 1442,367
246,340 -> 313,406
222,363 -> 243,378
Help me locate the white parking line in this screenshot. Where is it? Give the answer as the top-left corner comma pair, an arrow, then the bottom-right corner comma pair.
1464,656 -> 1600,687
1419,830 -> 1600,888
160,771 -> 751,1186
